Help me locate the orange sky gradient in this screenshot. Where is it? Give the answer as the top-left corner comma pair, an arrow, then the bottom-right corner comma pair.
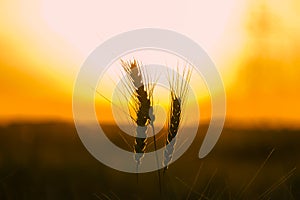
1,0 -> 300,128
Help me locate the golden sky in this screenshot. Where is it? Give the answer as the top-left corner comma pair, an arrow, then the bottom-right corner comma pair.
1,0 -> 299,127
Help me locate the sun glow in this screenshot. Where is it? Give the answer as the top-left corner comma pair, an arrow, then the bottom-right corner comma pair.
1,0 -> 299,127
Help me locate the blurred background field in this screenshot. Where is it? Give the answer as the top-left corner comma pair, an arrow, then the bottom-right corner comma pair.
0,122 -> 299,199
1,0 -> 300,199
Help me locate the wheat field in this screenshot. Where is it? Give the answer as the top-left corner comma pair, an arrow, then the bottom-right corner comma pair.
0,122 -> 299,199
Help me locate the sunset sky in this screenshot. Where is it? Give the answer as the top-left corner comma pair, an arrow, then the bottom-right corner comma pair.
1,0 -> 299,127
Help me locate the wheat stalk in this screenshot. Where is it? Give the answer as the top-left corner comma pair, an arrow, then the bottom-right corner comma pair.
163,65 -> 192,171
121,60 -> 162,193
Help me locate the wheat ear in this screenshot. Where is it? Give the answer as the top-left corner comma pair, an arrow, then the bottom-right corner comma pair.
163,66 -> 192,171
121,59 -> 152,167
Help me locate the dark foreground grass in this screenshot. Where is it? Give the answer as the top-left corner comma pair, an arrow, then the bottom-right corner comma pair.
0,122 -> 299,199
